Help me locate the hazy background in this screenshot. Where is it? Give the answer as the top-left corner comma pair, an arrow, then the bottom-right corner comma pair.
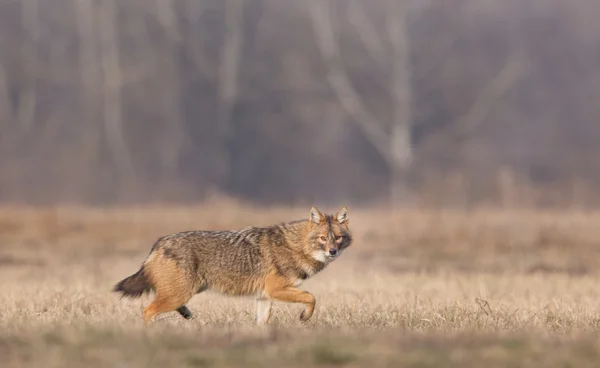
1,0 -> 599,208
4,3 -> 600,365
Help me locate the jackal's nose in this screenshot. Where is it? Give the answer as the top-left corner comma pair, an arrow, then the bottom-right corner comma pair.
328,248 -> 338,257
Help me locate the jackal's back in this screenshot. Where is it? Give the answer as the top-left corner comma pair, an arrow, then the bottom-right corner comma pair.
147,221 -> 305,296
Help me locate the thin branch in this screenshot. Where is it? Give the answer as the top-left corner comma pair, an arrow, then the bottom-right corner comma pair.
346,0 -> 387,64
453,52 -> 526,138
308,0 -> 390,161
422,51 -> 527,150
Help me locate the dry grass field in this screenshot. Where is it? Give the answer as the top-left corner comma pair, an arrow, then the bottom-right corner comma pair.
2,201 -> 600,367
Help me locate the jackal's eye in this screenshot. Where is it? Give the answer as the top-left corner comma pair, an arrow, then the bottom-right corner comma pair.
319,236 -> 327,242
335,235 -> 343,241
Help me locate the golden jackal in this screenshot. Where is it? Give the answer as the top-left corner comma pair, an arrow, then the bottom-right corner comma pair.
113,206 -> 352,324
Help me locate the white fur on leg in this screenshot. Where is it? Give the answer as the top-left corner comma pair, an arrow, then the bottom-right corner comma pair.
256,299 -> 272,325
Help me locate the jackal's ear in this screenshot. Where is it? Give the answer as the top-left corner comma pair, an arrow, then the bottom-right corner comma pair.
336,207 -> 349,225
310,206 -> 324,224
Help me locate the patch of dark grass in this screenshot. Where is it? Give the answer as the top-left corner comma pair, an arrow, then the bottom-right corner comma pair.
309,344 -> 356,365
3,327 -> 600,367
186,355 -> 212,367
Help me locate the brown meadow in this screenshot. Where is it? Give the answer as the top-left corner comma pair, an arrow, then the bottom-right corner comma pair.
2,203 -> 600,367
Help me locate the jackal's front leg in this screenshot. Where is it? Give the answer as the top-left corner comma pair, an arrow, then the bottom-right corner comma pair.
255,298 -> 272,325
265,274 -> 316,322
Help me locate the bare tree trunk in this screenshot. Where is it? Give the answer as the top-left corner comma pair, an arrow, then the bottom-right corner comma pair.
154,0 -> 187,181
76,0 -> 103,199
99,0 -> 134,193
218,0 -> 244,127
0,63 -> 12,133
18,0 -> 40,132
389,124 -> 413,209
216,0 -> 245,188
76,0 -> 98,131
387,0 -> 413,211
0,62 -> 16,194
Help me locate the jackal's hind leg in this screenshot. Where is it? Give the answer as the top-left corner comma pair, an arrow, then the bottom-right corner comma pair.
143,292 -> 193,324
175,283 -> 208,320
176,305 -> 193,320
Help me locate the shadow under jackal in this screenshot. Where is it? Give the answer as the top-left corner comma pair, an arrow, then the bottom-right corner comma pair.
113,206 -> 352,324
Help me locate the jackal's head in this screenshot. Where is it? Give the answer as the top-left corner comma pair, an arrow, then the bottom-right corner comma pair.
307,206 -> 352,262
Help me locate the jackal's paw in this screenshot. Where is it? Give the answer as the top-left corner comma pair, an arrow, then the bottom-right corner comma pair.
299,310 -> 313,322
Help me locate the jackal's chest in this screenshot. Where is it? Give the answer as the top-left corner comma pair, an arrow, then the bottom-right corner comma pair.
293,260 -> 326,286
293,268 -> 311,286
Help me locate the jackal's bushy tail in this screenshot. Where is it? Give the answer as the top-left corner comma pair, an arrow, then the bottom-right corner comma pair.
113,267 -> 152,298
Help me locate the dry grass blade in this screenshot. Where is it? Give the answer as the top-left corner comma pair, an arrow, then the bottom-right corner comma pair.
476,298 -> 493,316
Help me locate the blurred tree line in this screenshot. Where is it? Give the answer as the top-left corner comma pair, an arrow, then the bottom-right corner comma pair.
1,0 -> 599,208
